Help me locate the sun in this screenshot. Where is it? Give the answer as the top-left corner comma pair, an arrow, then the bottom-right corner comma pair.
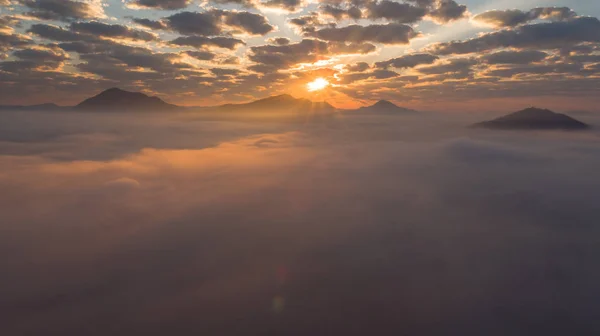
307,78 -> 330,92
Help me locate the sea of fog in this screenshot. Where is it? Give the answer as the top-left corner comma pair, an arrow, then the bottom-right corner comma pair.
1,109 -> 600,335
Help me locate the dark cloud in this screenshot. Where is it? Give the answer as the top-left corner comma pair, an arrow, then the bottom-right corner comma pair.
345,62 -> 370,72
249,39 -> 328,71
0,15 -> 21,31
165,10 -> 274,36
261,0 -> 303,11
309,23 -> 418,44
417,57 -> 476,77
483,62 -> 582,78
18,0 -> 103,22
56,41 -> 101,54
366,1 -> 426,23
329,42 -> 376,54
268,37 -> 290,45
221,11 -> 274,35
376,53 -> 438,68
323,0 -> 468,24
210,67 -> 241,76
320,5 -> 362,20
27,23 -> 82,42
90,45 -> 181,73
473,7 -> 576,28
0,60 -> 40,73
132,18 -> 168,30
428,0 -> 468,23
483,50 -> 548,64
0,32 -> 31,52
289,12 -> 329,33
170,36 -> 245,49
473,9 -> 529,28
13,47 -> 69,63
210,0 -> 255,7
570,54 -> 600,63
128,0 -> 191,10
530,7 -> 577,21
0,46 -> 69,73
165,11 -> 223,36
339,68 -> 398,83
220,56 -> 240,64
70,22 -> 157,41
429,17 -> 600,55
184,51 -> 216,61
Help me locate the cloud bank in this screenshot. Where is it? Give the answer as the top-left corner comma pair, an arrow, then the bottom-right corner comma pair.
2,110 -> 600,335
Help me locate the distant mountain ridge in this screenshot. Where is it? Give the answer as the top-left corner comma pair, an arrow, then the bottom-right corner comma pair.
473,107 -> 590,130
76,88 -> 179,111
214,94 -> 336,113
348,100 -> 417,114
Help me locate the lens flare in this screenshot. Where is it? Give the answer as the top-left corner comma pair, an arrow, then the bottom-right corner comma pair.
307,78 -> 330,92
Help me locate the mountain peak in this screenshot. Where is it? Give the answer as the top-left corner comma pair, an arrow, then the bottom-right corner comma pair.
372,100 -> 398,109
76,88 -> 178,111
213,94 -> 335,116
255,94 -> 298,104
350,99 -> 416,114
474,107 -> 589,130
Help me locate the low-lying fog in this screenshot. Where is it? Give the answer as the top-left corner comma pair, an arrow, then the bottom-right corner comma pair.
2,109 -> 600,335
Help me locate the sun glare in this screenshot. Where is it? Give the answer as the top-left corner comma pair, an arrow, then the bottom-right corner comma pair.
307,78 -> 330,92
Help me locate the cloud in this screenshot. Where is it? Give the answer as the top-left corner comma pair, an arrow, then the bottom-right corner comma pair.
165,10 -> 274,36
132,18 -> 168,30
184,50 -> 216,61
13,46 -> 69,63
473,7 -> 576,28
328,41 -> 376,54
427,0 -> 468,23
0,15 -> 20,33
248,39 -> 328,71
429,17 -> 600,55
366,1 -> 426,23
170,35 -> 245,49
483,50 -> 548,64
261,0 -> 303,11
70,21 -> 158,41
221,11 -> 274,35
17,0 -> 105,21
375,53 -> 438,68
127,0 -> 192,10
320,4 -> 362,20
417,57 -> 476,77
317,0 -> 467,24
268,37 -> 290,45
0,32 -> 31,52
483,63 -> 582,78
3,111 -> 600,336
338,68 -> 399,83
308,23 -> 418,44
345,61 -> 370,72
165,11 -> 223,36
27,23 -> 82,42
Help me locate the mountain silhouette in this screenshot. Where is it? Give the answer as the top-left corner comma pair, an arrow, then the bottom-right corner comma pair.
76,88 -> 179,111
473,107 -> 590,130
216,94 -> 336,113
348,100 -> 416,114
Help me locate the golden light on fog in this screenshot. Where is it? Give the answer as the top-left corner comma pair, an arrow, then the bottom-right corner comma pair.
307,78 -> 330,92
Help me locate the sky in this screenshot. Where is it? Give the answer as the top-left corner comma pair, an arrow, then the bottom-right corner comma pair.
0,0 -> 599,110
